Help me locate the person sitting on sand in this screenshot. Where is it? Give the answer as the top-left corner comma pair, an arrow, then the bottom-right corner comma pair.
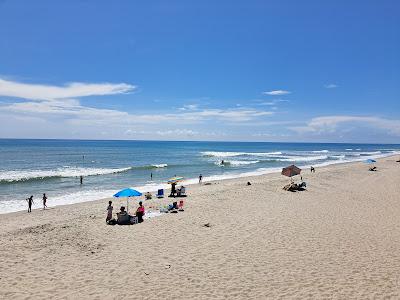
136,201 -> 145,223
117,206 -> 130,225
145,192 -> 152,200
310,166 -> 315,173
177,185 -> 186,196
106,201 -> 113,222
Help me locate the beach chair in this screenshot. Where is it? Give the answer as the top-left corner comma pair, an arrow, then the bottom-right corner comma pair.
178,200 -> 184,211
156,189 -> 164,198
177,186 -> 187,197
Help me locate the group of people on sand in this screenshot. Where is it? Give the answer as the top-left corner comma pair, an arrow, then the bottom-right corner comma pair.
26,193 -> 48,213
169,183 -> 186,197
106,200 -> 145,225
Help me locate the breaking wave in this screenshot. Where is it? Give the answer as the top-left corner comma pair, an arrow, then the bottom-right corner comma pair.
312,150 -> 329,153
0,166 -> 133,183
215,160 -> 260,166
201,151 -> 282,157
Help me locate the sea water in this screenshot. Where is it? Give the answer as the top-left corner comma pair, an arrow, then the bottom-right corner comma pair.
1,139 -> 399,214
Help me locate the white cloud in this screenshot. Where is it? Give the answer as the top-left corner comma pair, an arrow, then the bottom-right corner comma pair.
178,104 -> 199,111
290,115 -> 400,136
258,99 -> 289,106
0,78 -> 135,100
0,78 -> 274,132
263,90 -> 291,96
324,83 -> 338,89
156,129 -> 198,136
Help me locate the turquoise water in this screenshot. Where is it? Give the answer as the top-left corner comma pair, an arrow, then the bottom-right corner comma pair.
1,139 -> 399,213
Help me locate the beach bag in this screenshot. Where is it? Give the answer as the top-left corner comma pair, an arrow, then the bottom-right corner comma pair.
130,216 -> 138,224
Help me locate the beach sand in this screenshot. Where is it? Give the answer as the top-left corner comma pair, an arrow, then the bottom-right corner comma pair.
1,156 -> 400,299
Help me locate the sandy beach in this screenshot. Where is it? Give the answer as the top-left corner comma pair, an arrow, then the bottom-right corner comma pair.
1,156 -> 400,299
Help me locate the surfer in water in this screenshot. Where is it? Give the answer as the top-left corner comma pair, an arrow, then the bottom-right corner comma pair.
221,160 -> 225,166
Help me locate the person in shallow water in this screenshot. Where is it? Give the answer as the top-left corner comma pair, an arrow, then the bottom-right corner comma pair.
26,195 -> 34,213
136,201 -> 145,223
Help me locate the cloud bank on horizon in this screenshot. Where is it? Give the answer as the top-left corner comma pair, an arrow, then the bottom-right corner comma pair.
0,77 -> 399,143
0,1 -> 399,143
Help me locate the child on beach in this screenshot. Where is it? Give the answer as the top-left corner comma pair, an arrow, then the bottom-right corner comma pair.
106,201 -> 113,222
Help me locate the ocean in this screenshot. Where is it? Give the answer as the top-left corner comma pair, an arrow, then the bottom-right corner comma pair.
1,139 -> 399,214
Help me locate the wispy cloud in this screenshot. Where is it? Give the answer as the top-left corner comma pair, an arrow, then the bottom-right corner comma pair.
0,78 -> 274,130
258,99 -> 289,106
0,78 -> 135,100
290,115 -> 400,136
324,83 -> 338,89
178,104 -> 199,111
263,90 -> 291,96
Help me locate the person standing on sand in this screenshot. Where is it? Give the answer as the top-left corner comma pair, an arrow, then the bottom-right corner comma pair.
26,195 -> 34,213
199,174 -> 203,184
42,193 -> 47,210
170,182 -> 177,197
136,201 -> 145,223
106,201 -> 113,222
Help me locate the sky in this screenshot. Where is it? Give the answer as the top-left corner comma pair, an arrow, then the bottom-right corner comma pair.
0,0 -> 399,143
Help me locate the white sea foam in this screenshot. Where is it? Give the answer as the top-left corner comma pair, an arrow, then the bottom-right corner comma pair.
201,151 -> 282,157
312,150 -> 329,153
345,149 -> 353,151
359,151 -> 382,155
151,164 -> 168,168
277,155 -> 329,162
216,160 -> 260,166
0,166 -> 132,183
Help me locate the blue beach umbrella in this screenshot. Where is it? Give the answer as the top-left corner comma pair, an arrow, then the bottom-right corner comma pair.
113,188 -> 142,212
365,159 -> 377,164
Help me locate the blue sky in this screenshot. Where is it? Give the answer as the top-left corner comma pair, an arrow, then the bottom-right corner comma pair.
0,0 -> 399,142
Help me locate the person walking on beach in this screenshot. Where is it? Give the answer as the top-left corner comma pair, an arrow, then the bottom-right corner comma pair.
42,193 -> 47,210
106,201 -> 113,223
199,174 -> 203,184
26,195 -> 34,213
80,175 -> 83,185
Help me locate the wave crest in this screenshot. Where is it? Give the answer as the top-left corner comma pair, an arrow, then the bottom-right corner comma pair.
0,166 -> 133,183
201,151 -> 282,157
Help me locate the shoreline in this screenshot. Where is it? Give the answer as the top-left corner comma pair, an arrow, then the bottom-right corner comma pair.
1,153 -> 399,216
2,153 -> 398,217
